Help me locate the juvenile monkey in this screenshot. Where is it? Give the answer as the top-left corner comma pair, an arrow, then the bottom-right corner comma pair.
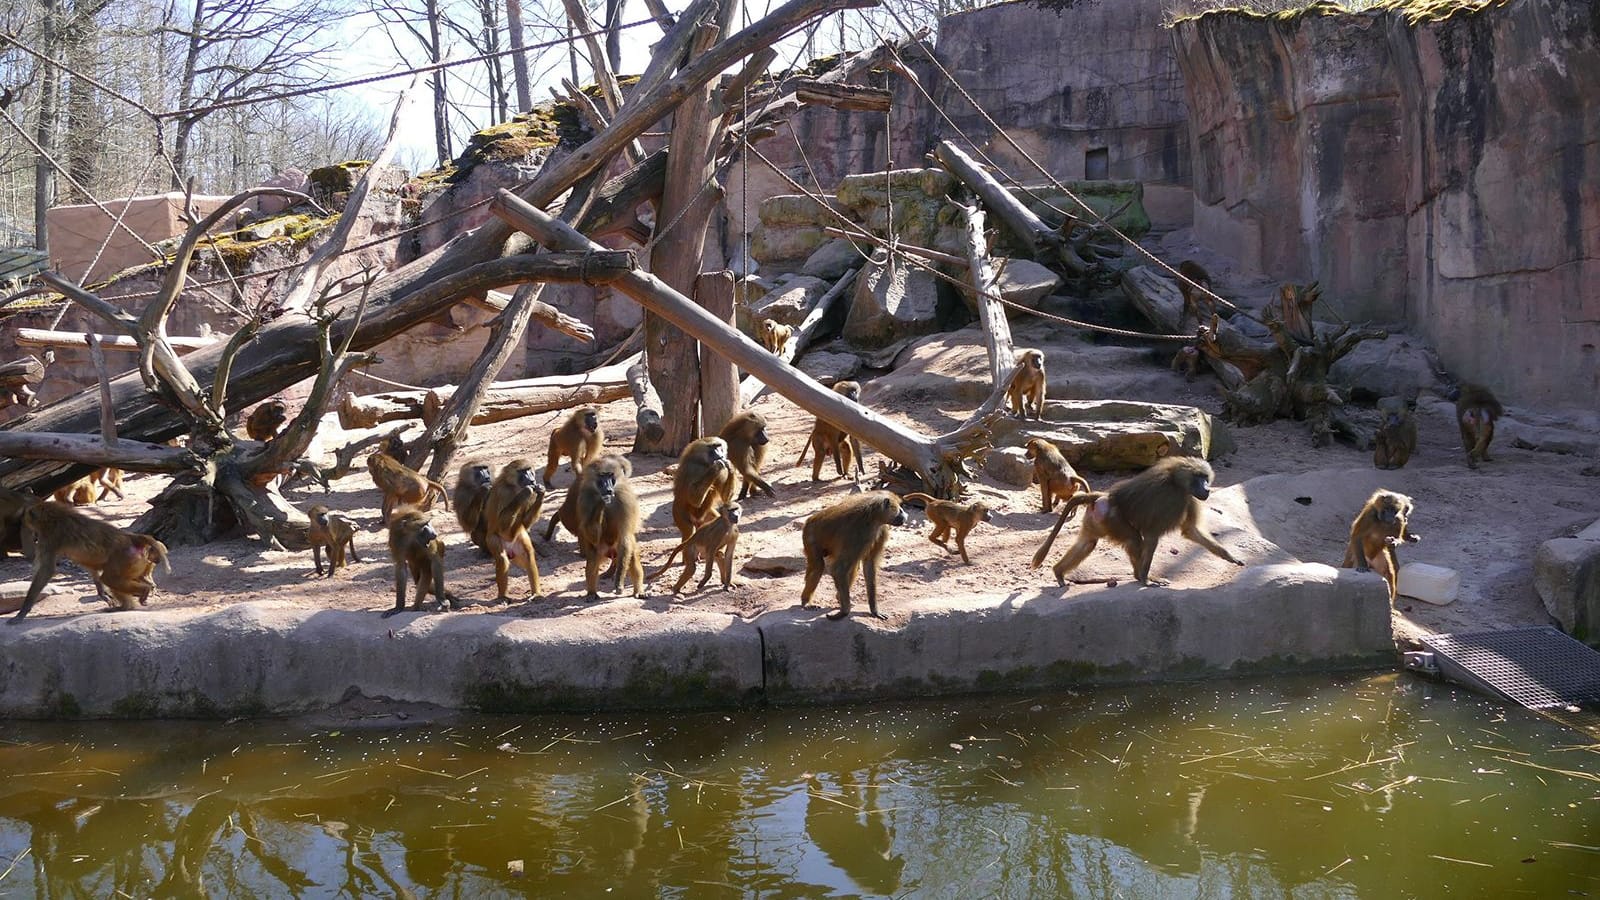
670,436 -> 736,541
11,502 -> 170,621
1176,259 -> 1216,325
796,381 -> 865,481
1006,349 -> 1047,420
757,318 -> 793,355
453,460 -> 494,552
367,451 -> 449,523
544,406 -> 604,487
307,504 -> 360,576
383,506 -> 451,616
1454,382 -> 1503,469
1030,456 -> 1245,587
573,454 -> 643,601
719,410 -> 775,500
902,492 -> 991,565
245,399 -> 289,442
485,458 -> 546,602
52,468 -> 120,505
1372,396 -> 1418,470
648,502 -> 741,595
1341,489 -> 1420,601
1025,438 -> 1090,513
799,491 -> 907,621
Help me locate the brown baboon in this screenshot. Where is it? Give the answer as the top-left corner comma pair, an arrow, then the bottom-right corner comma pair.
285,458 -> 332,494
307,504 -> 361,576
670,436 -> 736,541
453,460 -> 494,552
367,452 -> 449,523
383,506 -> 451,617
1454,382 -> 1503,469
799,491 -> 907,621
544,406 -> 604,487
0,485 -> 34,558
720,410 -> 775,500
573,454 -> 643,601
1006,349 -> 1047,420
1025,438 -> 1090,513
245,399 -> 289,442
1030,456 -> 1245,587
1176,259 -> 1215,324
796,381 -> 866,481
648,502 -> 741,595
94,468 -> 123,502
1373,396 -> 1418,470
903,492 -> 991,565
485,458 -> 546,602
1341,489 -> 1419,601
11,502 -> 170,621
383,430 -> 408,460
52,468 -> 120,505
757,318 -> 793,355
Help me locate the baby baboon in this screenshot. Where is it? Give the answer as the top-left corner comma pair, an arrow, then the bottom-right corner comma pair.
1176,259 -> 1215,324
1030,456 -> 1245,588
367,451 -> 449,523
648,502 -> 741,595
1341,489 -> 1419,601
1006,349 -> 1047,420
485,458 -> 546,602
671,436 -> 736,541
903,492 -> 991,565
307,504 -> 361,576
1373,396 -> 1418,470
719,410 -> 775,500
53,469 -> 114,505
383,506 -> 451,616
796,381 -> 866,481
0,485 -> 34,558
757,318 -> 793,355
1454,382 -> 1503,469
573,454 -> 643,601
453,460 -> 494,552
245,399 -> 289,442
11,502 -> 170,621
1024,438 -> 1090,513
544,406 -> 604,487
799,491 -> 907,621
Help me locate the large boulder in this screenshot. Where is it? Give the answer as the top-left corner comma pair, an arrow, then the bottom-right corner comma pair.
994,258 -> 1062,314
797,350 -> 862,385
990,400 -> 1221,471
835,168 -> 966,255
1534,523 -> 1600,644
842,256 -> 943,349
1329,334 -> 1440,401
750,194 -> 838,273
739,275 -> 829,332
800,238 -> 864,280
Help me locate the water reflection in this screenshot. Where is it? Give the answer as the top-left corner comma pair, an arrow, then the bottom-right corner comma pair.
1,674 -> 1596,898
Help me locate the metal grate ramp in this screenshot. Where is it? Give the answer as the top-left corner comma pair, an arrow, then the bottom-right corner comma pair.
1418,626 -> 1600,711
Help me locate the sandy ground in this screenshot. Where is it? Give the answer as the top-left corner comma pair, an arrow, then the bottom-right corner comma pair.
6,291 -> 1597,649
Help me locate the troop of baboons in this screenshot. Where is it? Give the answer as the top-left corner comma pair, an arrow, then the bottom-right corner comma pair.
2,299 -> 1509,622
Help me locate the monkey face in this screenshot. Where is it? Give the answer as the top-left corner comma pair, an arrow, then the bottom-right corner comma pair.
515,466 -> 542,492
1027,351 -> 1044,371
978,504 -> 993,522
470,465 -> 492,486
706,438 -> 728,462
752,426 -> 770,447
1187,472 -> 1211,501
418,523 -> 438,543
1374,495 -> 1410,524
724,503 -> 742,524
582,409 -> 599,431
593,470 -> 617,501
311,508 -> 330,528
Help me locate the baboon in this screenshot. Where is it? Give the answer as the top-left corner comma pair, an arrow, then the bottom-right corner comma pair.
1454,382 -> 1503,469
1030,456 -> 1245,587
757,318 -> 793,355
796,381 -> 866,481
485,458 -> 546,601
1341,489 -> 1419,601
1025,438 -> 1090,513
284,458 -> 332,494
383,430 -> 408,460
1170,342 -> 1202,381
1373,396 -> 1418,470
383,506 -> 451,617
544,406 -> 604,487
1176,259 -> 1215,324
10,502 -> 170,621
1006,349 -> 1047,420
367,452 -> 449,523
670,436 -> 736,541
307,504 -> 360,576
720,410 -> 775,500
573,454 -> 643,601
52,468 -> 121,505
94,467 -> 124,502
799,491 -> 906,621
453,460 -> 494,552
245,399 -> 289,442
648,502 -> 741,595
0,485 -> 34,558
903,493 -> 991,565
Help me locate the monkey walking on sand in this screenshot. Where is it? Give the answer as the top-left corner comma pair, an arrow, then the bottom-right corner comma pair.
800,492 -> 907,621
10,502 -> 170,621
902,493 -> 991,565
648,502 -> 741,595
796,381 -> 866,482
307,504 -> 361,576
544,406 -> 604,487
1453,382 -> 1503,470
383,506 -> 453,616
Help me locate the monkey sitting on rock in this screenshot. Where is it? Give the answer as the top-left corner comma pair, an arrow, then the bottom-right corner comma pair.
1342,489 -> 1419,601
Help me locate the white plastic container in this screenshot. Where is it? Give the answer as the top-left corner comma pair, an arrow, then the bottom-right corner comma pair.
1397,562 -> 1461,606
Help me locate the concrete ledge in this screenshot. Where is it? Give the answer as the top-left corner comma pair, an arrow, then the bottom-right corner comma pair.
0,564 -> 1394,719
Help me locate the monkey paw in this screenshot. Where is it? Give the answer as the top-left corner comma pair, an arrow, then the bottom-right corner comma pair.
825,608 -> 849,620
380,608 -> 404,618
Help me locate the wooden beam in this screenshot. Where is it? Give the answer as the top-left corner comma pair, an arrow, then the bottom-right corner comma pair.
16,328 -> 220,352
958,201 -> 1015,390
794,79 -> 892,112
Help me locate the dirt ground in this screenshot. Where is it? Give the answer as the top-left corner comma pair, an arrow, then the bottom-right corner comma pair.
6,284 -> 1598,649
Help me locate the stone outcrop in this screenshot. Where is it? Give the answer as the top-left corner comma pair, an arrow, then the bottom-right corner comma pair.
1175,0 -> 1600,407
1535,518 -> 1600,644
990,399 -> 1223,471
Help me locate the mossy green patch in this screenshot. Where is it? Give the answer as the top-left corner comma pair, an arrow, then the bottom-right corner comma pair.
1170,0 -> 1504,24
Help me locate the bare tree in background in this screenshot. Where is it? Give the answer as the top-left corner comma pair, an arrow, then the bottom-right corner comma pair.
506,0 -> 534,111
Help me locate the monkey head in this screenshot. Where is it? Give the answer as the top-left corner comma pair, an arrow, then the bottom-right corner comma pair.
722,502 -> 742,525
703,437 -> 730,464
465,462 -> 492,487
506,459 -> 545,495
1370,490 -> 1413,525
833,380 -> 862,402
1021,349 -> 1045,371
309,504 -> 331,529
579,406 -> 599,432
1376,396 -> 1413,428
1172,458 -> 1216,501
384,431 -> 406,459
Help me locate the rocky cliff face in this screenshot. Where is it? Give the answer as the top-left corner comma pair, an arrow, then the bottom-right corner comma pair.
1176,1 -> 1600,407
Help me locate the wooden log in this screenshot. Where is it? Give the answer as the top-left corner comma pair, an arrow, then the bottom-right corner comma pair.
421,359 -> 633,426
0,433 -> 196,471
338,391 -> 427,429
793,79 -> 892,112
696,271 -> 739,431
86,332 -> 116,446
628,355 -> 665,450
934,140 -> 1086,275
959,202 -> 1016,390
16,328 -> 219,352
739,266 -> 859,406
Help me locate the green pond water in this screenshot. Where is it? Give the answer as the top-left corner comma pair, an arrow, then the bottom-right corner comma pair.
0,673 -> 1596,898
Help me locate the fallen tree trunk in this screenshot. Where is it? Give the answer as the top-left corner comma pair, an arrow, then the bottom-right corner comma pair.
958,201 -> 1015,390
421,357 -> 635,426
16,328 -> 219,352
338,391 -> 428,429
0,433 -> 197,470
934,140 -> 1089,275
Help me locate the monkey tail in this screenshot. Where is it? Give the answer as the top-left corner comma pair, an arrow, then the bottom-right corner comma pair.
647,540 -> 691,581
427,480 -> 450,510
1030,493 -> 1097,569
1070,476 -> 1091,495
795,441 -> 810,467
901,492 -> 938,508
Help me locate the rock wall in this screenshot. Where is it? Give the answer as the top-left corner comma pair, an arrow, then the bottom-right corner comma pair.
1175,1 -> 1600,408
